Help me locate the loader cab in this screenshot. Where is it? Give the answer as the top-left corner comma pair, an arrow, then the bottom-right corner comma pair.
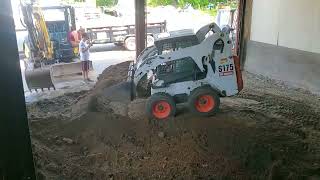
154,29 -> 199,55
136,30 -> 199,69
152,30 -> 207,87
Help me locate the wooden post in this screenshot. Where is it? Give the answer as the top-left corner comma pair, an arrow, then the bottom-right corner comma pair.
239,0 -> 253,69
135,0 -> 146,59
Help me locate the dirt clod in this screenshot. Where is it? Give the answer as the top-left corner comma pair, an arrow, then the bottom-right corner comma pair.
158,131 -> 165,138
62,138 -> 74,144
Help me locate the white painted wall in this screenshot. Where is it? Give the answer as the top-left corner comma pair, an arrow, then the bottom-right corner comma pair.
250,0 -> 280,45
250,0 -> 320,54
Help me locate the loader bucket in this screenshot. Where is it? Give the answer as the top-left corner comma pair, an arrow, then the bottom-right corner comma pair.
25,68 -> 55,91
100,81 -> 133,102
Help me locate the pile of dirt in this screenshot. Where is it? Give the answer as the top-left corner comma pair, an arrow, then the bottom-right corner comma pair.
70,61 -> 133,119
27,62 -> 320,179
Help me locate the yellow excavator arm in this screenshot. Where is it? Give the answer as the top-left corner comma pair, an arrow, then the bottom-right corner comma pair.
20,1 -> 54,61
32,6 -> 54,60
20,2 -> 56,91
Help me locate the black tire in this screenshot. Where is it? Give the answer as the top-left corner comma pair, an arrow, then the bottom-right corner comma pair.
146,93 -> 176,120
124,37 -> 136,51
114,42 -> 124,46
188,87 -> 220,116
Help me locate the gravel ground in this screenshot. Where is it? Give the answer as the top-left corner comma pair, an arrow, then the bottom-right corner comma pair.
27,62 -> 320,179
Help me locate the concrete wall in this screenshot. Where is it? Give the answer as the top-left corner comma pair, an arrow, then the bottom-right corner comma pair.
245,41 -> 320,93
245,0 -> 320,93
250,0 -> 320,53
250,0 -> 280,45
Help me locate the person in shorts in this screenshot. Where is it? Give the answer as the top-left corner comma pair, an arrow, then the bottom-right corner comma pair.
79,32 -> 92,81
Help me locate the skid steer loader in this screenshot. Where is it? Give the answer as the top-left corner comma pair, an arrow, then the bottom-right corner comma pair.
128,22 -> 243,120
20,2 -> 92,92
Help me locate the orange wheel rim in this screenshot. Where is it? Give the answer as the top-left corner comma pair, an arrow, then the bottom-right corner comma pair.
195,95 -> 215,113
152,101 -> 171,119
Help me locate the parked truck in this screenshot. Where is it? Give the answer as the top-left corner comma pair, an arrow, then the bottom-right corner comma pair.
87,21 -> 167,51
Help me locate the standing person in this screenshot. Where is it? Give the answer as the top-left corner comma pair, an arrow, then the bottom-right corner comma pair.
68,27 -> 81,56
69,26 -> 86,56
77,26 -> 85,40
79,33 -> 92,81
68,27 -> 78,47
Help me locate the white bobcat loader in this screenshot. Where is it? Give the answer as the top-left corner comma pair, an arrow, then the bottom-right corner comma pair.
128,22 -> 243,120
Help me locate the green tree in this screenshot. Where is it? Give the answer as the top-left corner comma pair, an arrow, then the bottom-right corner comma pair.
148,0 -> 175,6
148,0 -> 236,8
96,0 -> 117,7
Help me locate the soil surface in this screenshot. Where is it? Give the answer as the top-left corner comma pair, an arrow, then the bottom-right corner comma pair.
27,62 -> 320,180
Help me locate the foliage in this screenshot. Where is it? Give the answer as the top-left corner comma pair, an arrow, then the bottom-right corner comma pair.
148,0 -> 237,9
96,0 -> 118,7
147,0 -> 237,17
148,0 -> 175,6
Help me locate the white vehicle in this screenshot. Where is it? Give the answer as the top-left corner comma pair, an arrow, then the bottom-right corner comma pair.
129,22 -> 243,120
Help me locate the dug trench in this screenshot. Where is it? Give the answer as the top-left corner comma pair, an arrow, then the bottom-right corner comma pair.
27,61 -> 320,179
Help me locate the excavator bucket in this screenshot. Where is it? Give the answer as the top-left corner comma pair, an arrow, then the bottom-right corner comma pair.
25,68 -> 55,92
